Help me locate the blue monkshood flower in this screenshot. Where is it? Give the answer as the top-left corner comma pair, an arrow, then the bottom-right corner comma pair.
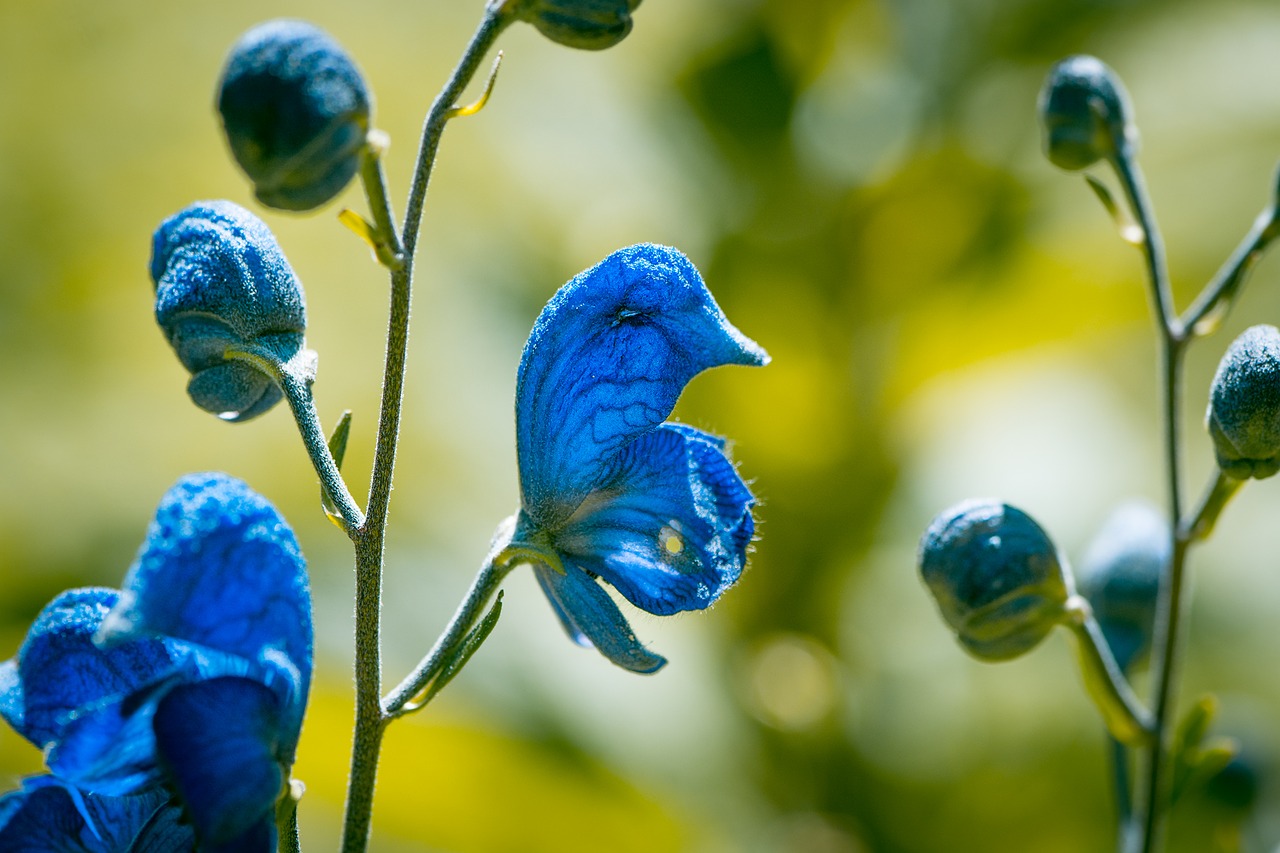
218,19 -> 372,211
919,499 -> 1074,662
1077,501 -> 1167,674
1038,54 -> 1137,171
1208,324 -> 1280,480
151,200 -> 308,422
512,0 -> 644,51
0,473 -> 312,852
511,243 -> 768,673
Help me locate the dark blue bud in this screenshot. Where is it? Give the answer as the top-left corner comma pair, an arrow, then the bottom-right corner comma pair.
217,19 -> 371,211
1208,325 -> 1280,480
150,200 -> 306,421
919,499 -> 1072,661
1038,55 -> 1136,171
514,0 -> 642,50
1077,502 -> 1167,673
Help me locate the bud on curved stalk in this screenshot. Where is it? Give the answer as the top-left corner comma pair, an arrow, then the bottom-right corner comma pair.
1038,55 -> 1137,171
919,499 -> 1072,662
218,20 -> 372,211
1078,502 -> 1167,674
512,0 -> 643,50
150,200 -> 307,421
1208,325 -> 1280,480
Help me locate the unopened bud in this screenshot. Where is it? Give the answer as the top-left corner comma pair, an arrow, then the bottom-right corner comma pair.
514,0 -> 642,51
1038,55 -> 1136,171
1208,325 -> 1280,480
1078,502 -> 1166,673
919,499 -> 1072,661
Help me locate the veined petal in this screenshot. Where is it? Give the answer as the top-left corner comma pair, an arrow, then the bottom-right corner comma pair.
96,472 -> 312,746
152,677 -> 282,851
533,564 -> 667,674
0,776 -> 177,853
554,424 -> 755,616
0,589 -> 173,751
516,244 -> 767,527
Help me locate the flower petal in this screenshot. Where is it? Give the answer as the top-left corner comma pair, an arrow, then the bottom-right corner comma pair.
1,588 -> 173,751
0,776 -> 176,853
151,677 -> 282,850
554,424 -> 755,616
96,472 -> 312,747
533,564 -> 667,673
516,244 -> 767,527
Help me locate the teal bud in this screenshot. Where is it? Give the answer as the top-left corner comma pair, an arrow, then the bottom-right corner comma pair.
1208,325 -> 1280,480
150,201 -> 306,421
919,499 -> 1072,661
513,0 -> 642,51
1037,55 -> 1136,171
1077,502 -> 1167,673
217,20 -> 371,211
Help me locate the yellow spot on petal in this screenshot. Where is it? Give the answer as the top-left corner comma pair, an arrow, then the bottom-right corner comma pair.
660,526 -> 683,556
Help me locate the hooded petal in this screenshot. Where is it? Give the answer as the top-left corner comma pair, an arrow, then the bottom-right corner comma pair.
96,472 -> 312,749
0,589 -> 174,751
152,677 -> 282,850
533,564 -> 667,674
0,776 -> 177,853
553,424 -> 755,616
516,244 -> 767,527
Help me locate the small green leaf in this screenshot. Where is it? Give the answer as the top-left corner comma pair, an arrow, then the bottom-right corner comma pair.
404,592 -> 505,714
321,410 -> 353,526
1085,174 -> 1144,246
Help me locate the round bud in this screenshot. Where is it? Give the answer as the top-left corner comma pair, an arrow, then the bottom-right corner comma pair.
150,200 -> 306,421
217,20 -> 371,211
514,0 -> 642,51
1208,325 -> 1280,480
919,499 -> 1071,661
1077,502 -> 1166,673
1037,55 -> 1136,171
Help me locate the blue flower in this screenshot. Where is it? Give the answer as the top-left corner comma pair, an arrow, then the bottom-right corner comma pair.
512,243 -> 767,673
0,473 -> 312,852
150,200 -> 308,422
217,19 -> 372,211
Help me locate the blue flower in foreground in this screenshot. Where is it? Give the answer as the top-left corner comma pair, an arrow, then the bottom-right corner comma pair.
0,473 -> 312,852
150,200 -> 308,422
512,243 -> 768,673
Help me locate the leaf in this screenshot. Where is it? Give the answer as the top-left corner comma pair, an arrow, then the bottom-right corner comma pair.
321,410 -> 353,527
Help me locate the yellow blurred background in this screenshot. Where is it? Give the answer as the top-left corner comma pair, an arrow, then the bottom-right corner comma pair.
4,0 -> 1280,850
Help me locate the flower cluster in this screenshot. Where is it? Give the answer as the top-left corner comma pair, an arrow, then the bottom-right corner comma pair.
0,473 -> 312,852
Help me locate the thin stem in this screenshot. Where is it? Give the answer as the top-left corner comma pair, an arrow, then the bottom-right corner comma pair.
358,138 -> 405,269
1180,471 -> 1244,543
1064,599 -> 1154,746
337,8 -> 515,852
1111,153 -> 1180,340
384,557 -> 513,717
225,348 -> 365,531
1180,207 -> 1277,335
1109,736 -> 1134,847
1137,329 -> 1189,853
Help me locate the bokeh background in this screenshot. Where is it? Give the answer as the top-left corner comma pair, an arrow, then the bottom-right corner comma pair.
5,0 -> 1280,850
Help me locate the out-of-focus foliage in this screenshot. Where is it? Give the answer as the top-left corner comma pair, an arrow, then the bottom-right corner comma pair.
5,0 -> 1280,850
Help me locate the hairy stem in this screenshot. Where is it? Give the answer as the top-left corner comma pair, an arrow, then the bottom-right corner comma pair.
338,7 -> 515,852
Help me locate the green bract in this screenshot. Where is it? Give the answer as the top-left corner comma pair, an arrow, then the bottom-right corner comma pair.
919,499 -> 1072,661
1037,54 -> 1136,171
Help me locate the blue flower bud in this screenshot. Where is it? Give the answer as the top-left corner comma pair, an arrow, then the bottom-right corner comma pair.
1208,325 -> 1280,480
150,200 -> 306,421
514,0 -> 642,51
1037,55 -> 1136,171
217,19 -> 371,211
919,499 -> 1072,661
1077,502 -> 1167,673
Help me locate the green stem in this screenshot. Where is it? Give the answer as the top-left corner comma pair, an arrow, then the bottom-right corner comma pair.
1064,598 -> 1154,746
1110,736 -> 1135,850
337,8 -> 516,852
1111,153 -> 1179,339
358,139 -> 405,269
1180,207 -> 1277,335
383,556 -> 513,717
1180,471 -> 1244,543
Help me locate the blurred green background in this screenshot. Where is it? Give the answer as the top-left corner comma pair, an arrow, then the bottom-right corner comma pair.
5,0 -> 1280,850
